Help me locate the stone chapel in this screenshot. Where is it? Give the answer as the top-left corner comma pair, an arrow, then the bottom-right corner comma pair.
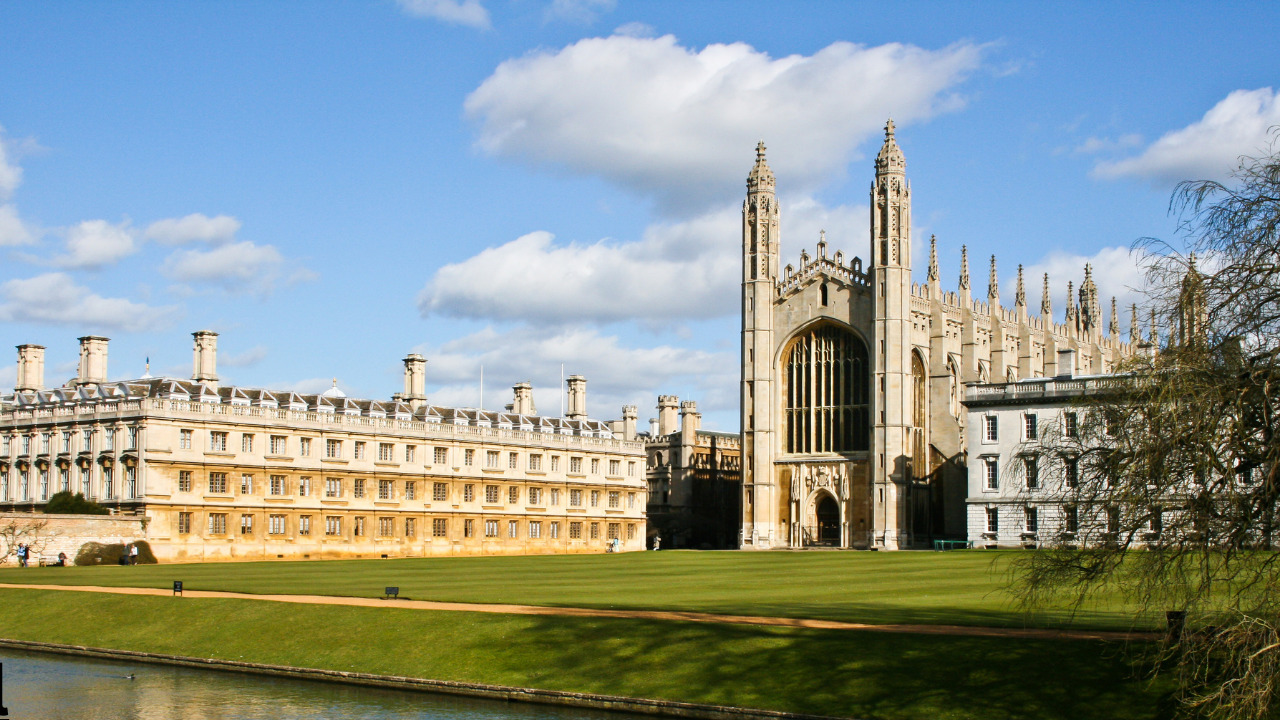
739,121 -> 1136,550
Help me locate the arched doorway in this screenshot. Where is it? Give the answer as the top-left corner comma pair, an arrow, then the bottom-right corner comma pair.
816,495 -> 840,545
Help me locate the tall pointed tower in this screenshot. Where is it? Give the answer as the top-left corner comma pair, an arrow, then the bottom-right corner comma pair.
870,119 -> 913,549
741,141 -> 781,547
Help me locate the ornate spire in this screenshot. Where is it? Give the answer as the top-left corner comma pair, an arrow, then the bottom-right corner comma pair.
1014,264 -> 1026,308
1149,307 -> 1159,347
987,255 -> 999,302
1066,280 -> 1076,322
874,118 -> 905,176
959,245 -> 970,289
746,140 -> 775,194
1079,264 -> 1100,332
1130,303 -> 1141,344
1041,272 -> 1052,318
1109,296 -> 1119,336
927,235 -> 939,282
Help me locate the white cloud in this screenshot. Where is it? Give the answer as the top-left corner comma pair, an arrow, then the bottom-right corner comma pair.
221,345 -> 268,368
466,34 -> 984,211
418,325 -> 736,420
419,198 -> 867,324
0,273 -> 178,332
1096,88 -> 1280,184
397,0 -> 490,29
53,219 -> 137,269
0,204 -> 36,246
144,213 -> 241,245
161,240 -> 286,293
546,0 -> 615,24
612,21 -> 654,38
1020,246 -> 1148,332
1074,134 -> 1142,155
0,126 -> 22,201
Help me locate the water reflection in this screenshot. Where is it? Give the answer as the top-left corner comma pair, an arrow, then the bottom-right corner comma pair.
0,649 -> 640,720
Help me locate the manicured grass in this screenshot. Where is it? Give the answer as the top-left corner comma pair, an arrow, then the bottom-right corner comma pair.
0,588 -> 1171,720
0,551 -> 1150,630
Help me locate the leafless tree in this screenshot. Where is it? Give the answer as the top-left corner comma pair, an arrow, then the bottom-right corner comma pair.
0,516 -> 54,564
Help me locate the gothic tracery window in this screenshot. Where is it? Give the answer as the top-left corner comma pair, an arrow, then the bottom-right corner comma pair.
783,325 -> 869,454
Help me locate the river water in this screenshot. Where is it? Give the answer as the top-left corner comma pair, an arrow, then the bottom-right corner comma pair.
0,648 -> 643,720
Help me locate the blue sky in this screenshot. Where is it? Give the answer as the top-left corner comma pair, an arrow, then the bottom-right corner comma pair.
1,1 -> 1277,430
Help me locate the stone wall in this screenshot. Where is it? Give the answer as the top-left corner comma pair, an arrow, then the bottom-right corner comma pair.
0,512 -> 147,565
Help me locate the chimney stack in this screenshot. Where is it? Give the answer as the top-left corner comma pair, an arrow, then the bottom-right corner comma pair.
649,418 -> 659,437
402,354 -> 427,410
621,405 -> 638,441
512,382 -> 536,416
15,344 -> 45,392
657,395 -> 679,436
1056,348 -> 1077,379
566,375 -> 587,420
192,330 -> 219,388
77,336 -> 109,386
680,400 -> 701,440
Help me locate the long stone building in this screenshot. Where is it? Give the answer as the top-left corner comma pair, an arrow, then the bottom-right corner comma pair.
740,121 -> 1136,549
0,333 -> 647,562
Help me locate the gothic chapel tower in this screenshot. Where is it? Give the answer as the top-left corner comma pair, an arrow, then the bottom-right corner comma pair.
741,142 -> 780,546
869,120 -> 913,550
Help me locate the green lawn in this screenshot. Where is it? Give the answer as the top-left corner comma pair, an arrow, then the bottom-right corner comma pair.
0,550 -> 1150,630
0,588 -> 1172,720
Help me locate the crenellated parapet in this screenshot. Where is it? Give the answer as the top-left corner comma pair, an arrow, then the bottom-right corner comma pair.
775,233 -> 871,299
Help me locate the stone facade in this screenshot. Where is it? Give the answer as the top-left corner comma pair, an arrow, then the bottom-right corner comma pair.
0,334 -> 647,562
740,123 -> 1137,549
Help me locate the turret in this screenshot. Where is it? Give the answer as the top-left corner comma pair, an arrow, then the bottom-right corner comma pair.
15,344 -> 45,392
566,375 -> 587,420
658,395 -> 679,437
77,336 -> 109,386
511,381 -> 536,416
402,354 -> 427,410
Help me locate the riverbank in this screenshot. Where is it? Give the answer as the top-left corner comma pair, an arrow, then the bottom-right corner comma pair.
0,588 -> 1171,720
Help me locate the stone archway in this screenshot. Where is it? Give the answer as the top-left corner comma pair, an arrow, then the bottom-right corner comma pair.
816,495 -> 840,545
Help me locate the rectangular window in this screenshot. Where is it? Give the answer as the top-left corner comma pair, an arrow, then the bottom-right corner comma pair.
62,431 -> 72,452
82,429 -> 93,451
485,484 -> 500,504
378,443 -> 395,462
104,429 -> 114,452
1024,414 -> 1037,440
433,482 -> 449,502
299,515 -> 312,535
508,452 -> 518,469
269,515 -> 286,535
209,472 -> 228,494
353,441 -> 366,460
608,491 -> 620,508
127,426 -> 138,450
529,454 -> 542,471
178,512 -> 192,534
984,459 -> 998,491
1025,507 -> 1038,533
242,434 -> 254,453
463,484 -> 475,502
485,519 -> 499,538
1065,458 -> 1079,488
464,449 -> 474,466
508,485 -> 519,504
300,438 -> 312,456
528,487 -> 542,504
40,433 -> 51,454
378,517 -> 394,537
627,492 -> 636,509
569,521 -> 582,539
486,450 -> 499,468
1064,506 -> 1078,534
1107,506 -> 1120,534
404,481 -> 416,500
985,507 -> 998,534
569,489 -> 582,507
1024,458 -> 1038,489
208,513 -> 227,534
609,459 -> 620,476
405,517 -> 416,537
550,488 -> 560,506
433,518 -> 448,537
983,416 -> 998,442
590,490 -> 600,507
607,522 -> 620,540
508,520 -> 518,538
179,470 -> 192,493
529,520 -> 542,539
325,439 -> 342,459
550,521 -> 560,539
590,459 -> 600,475
240,474 -> 254,495
1065,412 -> 1079,438
628,461 -> 636,477
378,479 -> 393,500
210,431 -> 228,452
353,479 -> 365,498
270,435 -> 287,454
270,475 -> 286,496
405,445 -> 416,463
589,522 -> 600,539
325,478 -> 342,498
240,514 -> 254,535
626,523 -> 636,540
464,519 -> 474,538
434,447 -> 448,464
325,516 -> 342,536
299,476 -> 311,497
570,457 -> 582,474
353,516 -> 366,537
550,455 -> 560,472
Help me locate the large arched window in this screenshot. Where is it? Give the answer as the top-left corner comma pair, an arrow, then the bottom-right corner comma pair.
783,325 -> 869,453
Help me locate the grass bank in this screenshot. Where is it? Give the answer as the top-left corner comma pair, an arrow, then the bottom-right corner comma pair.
0,588 -> 1169,720
0,550 -> 1148,630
